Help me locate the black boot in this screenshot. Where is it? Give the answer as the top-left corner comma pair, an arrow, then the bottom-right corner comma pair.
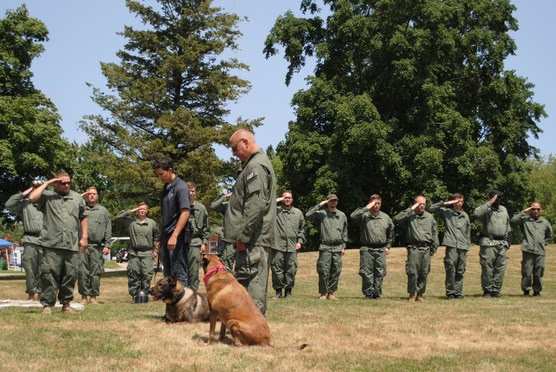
285,288 -> 293,298
275,289 -> 283,298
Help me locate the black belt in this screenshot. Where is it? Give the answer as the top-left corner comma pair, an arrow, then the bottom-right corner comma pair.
363,243 -> 387,248
24,231 -> 40,237
408,242 -> 431,248
480,234 -> 505,240
131,246 -> 153,252
321,240 -> 343,246
89,241 -> 103,245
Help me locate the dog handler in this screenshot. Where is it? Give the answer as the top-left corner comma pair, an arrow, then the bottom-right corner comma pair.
115,203 -> 159,300
224,129 -> 276,315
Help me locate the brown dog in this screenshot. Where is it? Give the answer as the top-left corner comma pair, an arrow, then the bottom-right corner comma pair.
149,273 -> 209,323
202,254 -> 271,346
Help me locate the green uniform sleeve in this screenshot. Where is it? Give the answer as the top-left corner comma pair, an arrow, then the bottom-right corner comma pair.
298,213 -> 306,244
211,195 -> 228,214
305,204 -> 321,221
115,210 -> 135,230
350,207 -> 367,222
432,217 -> 439,252
386,217 -> 394,248
394,208 -> 414,223
103,209 -> 112,246
510,211 -> 527,225
201,208 -> 210,244
545,222 -> 553,246
4,192 -> 24,216
473,202 -> 491,219
342,215 -> 349,246
429,201 -> 447,217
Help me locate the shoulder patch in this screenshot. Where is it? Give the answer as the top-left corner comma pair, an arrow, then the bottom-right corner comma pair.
246,172 -> 256,181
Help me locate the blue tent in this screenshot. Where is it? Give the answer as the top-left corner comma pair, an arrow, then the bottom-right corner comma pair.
0,238 -> 14,248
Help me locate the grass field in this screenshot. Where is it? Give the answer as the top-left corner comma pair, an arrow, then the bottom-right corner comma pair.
1,245 -> 555,371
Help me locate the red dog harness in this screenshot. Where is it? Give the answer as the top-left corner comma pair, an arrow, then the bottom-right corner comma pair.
203,263 -> 227,287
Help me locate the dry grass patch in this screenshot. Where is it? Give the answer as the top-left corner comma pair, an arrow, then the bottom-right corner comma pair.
0,245 -> 555,371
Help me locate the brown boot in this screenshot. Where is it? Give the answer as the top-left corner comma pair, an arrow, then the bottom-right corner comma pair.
416,293 -> 425,302
81,295 -> 88,304
28,293 -> 35,301
408,293 -> 417,302
42,306 -> 52,315
327,293 -> 338,301
88,296 -> 98,305
62,302 -> 74,314
34,293 -> 40,301
319,293 -> 327,300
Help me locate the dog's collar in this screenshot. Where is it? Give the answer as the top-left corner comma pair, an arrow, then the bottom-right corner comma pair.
203,263 -> 227,287
171,289 -> 186,305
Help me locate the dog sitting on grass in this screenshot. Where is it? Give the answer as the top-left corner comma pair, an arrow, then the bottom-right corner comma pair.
149,274 -> 209,323
202,254 -> 271,346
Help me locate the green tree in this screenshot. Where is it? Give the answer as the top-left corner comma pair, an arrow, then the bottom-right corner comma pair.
0,5 -> 73,218
80,0 -> 259,210
265,0 -> 545,245
528,156 -> 556,233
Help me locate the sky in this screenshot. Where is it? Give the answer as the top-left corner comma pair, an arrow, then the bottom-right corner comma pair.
1,0 -> 554,159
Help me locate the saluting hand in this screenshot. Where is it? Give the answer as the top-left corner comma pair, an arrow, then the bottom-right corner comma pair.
444,199 -> 458,206
411,202 -> 420,210
276,196 -> 285,203
319,199 -> 329,207
21,187 -> 34,197
366,200 -> 377,209
489,194 -> 498,205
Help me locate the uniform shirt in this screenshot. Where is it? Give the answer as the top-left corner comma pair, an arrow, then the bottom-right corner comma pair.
350,208 -> 394,248
473,202 -> 511,247
274,205 -> 306,252
189,201 -> 210,246
429,202 -> 471,250
85,203 -> 112,246
224,149 -> 277,247
115,211 -> 159,251
306,205 -> 348,251
160,176 -> 190,239
36,189 -> 87,251
4,192 -> 43,245
511,211 -> 553,256
394,208 -> 439,252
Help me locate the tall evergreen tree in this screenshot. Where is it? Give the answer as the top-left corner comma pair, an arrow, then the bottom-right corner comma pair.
0,5 -> 73,219
264,0 -> 545,243
80,0 -> 259,206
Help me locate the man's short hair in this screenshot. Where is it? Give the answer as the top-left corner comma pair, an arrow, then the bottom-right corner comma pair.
187,181 -> 197,190
283,190 -> 293,196
86,185 -> 98,194
137,202 -> 147,208
55,170 -> 70,178
369,194 -> 381,201
153,157 -> 173,171
451,192 -> 464,200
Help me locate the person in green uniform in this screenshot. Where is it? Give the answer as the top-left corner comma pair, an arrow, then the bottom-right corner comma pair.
5,183 -> 44,300
306,193 -> 348,300
186,181 -> 210,291
350,194 -> 394,300
78,186 -> 112,304
29,171 -> 88,314
394,195 -> 439,302
272,190 -> 306,298
115,202 -> 159,300
210,192 -> 235,272
224,129 -> 276,315
511,202 -> 553,297
473,190 -> 511,298
429,193 -> 471,299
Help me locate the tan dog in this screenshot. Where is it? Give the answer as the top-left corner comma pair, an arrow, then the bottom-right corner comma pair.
202,254 -> 271,346
149,274 -> 209,323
